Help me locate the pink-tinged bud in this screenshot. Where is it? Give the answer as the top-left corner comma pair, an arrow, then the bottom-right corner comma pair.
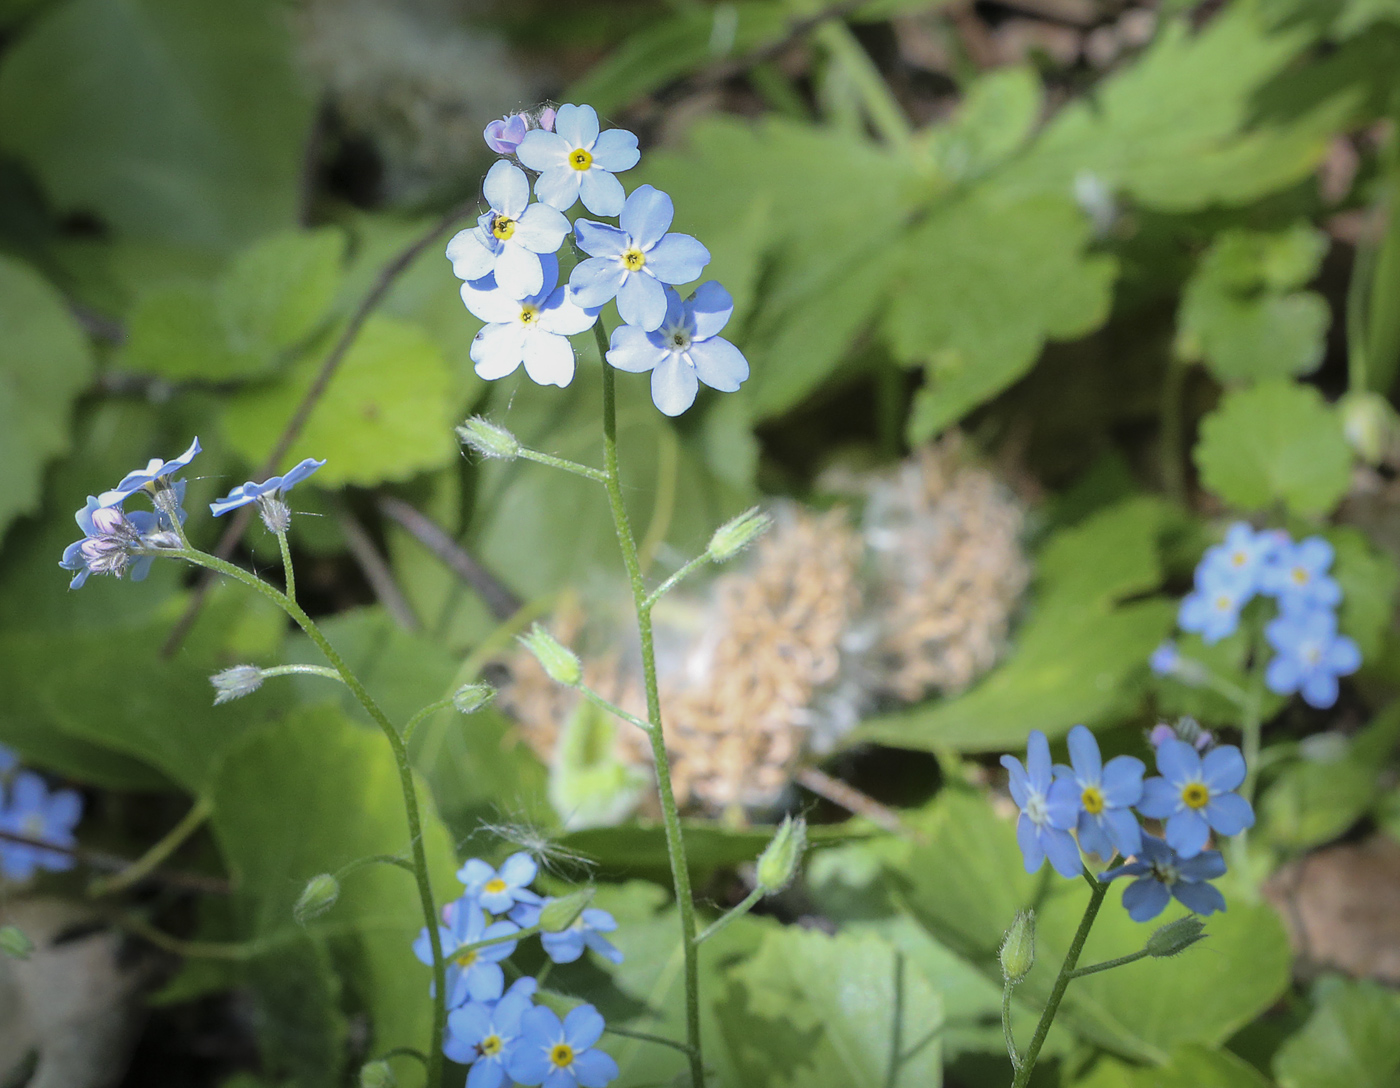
537,106 -> 556,132
1149,724 -> 1176,747
91,507 -> 128,535
484,114 -> 529,155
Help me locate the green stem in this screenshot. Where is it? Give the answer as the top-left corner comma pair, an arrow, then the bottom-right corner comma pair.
1067,949 -> 1148,979
1240,640 -> 1267,806
595,325 -> 706,1088
88,796 -> 214,897
276,528 -> 296,602
518,446 -> 609,483
580,683 -> 656,734
259,663 -> 346,685
336,853 -> 416,879
604,1024 -> 697,1057
1009,870 -> 1108,1088
1001,981 -> 1020,1072
449,922 -> 544,959
643,552 -> 712,612
1161,354 -> 1187,504
402,696 -> 457,744
693,887 -> 763,946
812,20 -> 912,148
166,547 -> 448,1088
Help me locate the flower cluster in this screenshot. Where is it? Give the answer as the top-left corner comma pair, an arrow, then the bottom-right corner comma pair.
1003,725 -> 1253,922
0,746 -> 83,882
412,851 -> 621,1086
446,103 -> 748,415
1153,522 -> 1361,709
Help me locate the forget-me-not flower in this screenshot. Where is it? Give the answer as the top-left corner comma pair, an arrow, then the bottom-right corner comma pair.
60,498 -> 166,588
1001,730 -> 1082,878
1137,738 -> 1253,858
1198,522 -> 1275,594
1260,537 -> 1342,614
97,438 -> 202,507
541,907 -> 624,965
569,185 -> 710,331
1177,568 -> 1250,644
446,161 -> 572,299
210,458 -> 326,518
463,255 -> 600,388
445,985 -> 536,1086
605,283 -> 748,416
458,852 -> 543,915
414,898 -> 520,1008
484,107 -> 556,156
1099,833 -> 1227,922
1149,641 -> 1180,677
516,104 -> 639,217
1053,725 -> 1144,860
508,1004 -> 618,1088
1264,608 -> 1361,709
0,772 -> 81,881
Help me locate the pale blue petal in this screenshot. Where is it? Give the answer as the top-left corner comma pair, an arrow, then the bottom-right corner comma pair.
513,203 -> 571,254
582,909 -> 617,932
573,1049 -> 619,1088
1164,810 -> 1210,858
484,160 -> 529,217
1301,671 -> 1340,709
446,228 -> 497,282
590,127 -> 640,172
467,1060 -> 507,1088
651,355 -> 698,415
542,1069 -> 576,1088
687,337 -> 748,392
450,1003 -> 494,1048
500,852 -> 538,887
1122,877 -> 1170,922
644,233 -> 710,284
563,1005 -> 605,1050
1001,755 -> 1030,808
607,325 -> 669,374
1201,746 -> 1245,792
620,185 -> 673,249
461,278 -> 521,325
1016,814 -> 1044,873
1266,653 -> 1302,695
1076,812 -> 1112,858
1103,807 -> 1142,858
1326,636 -> 1361,674
533,167 -> 582,212
1100,755 -> 1145,807
583,930 -> 624,964
1154,739 -> 1200,787
516,130 -> 570,173
1043,827 -> 1084,879
520,330 -> 576,388
688,281 -> 734,339
45,790 -> 81,830
471,323 -> 527,380
542,929 -> 585,963
1204,792 -> 1254,836
1044,777 -> 1081,830
1177,849 -> 1227,881
573,219 -> 628,259
1025,731 -> 1052,791
568,258 -> 626,308
1172,881 -> 1226,915
495,244 -> 544,300
579,168 -> 626,217
465,962 -> 505,1003
616,273 -> 667,331
539,287 -> 599,337
1066,725 -> 1102,783
555,103 -> 599,147
508,1044 -> 551,1086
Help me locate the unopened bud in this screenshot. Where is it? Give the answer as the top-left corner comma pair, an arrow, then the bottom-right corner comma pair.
1341,391 -> 1395,466
519,625 -> 582,687
294,873 -> 340,925
540,888 -> 593,932
211,665 -> 263,705
756,815 -> 806,894
0,925 -> 34,960
359,1060 -> 397,1088
999,909 -> 1036,982
452,682 -> 497,714
707,507 -> 772,563
1145,915 -> 1206,958
457,416 -> 521,461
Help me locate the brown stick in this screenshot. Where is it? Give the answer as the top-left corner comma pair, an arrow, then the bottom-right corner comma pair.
794,765 -> 918,839
0,829 -> 230,896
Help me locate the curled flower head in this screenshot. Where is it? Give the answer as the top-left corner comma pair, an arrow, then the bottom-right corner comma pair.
0,772 -> 81,881
446,161 -> 572,299
1100,833 -> 1226,922
605,282 -> 749,416
569,185 -> 711,331
1260,537 -> 1342,615
517,103 -> 639,217
59,496 -> 169,588
1001,730 -> 1082,878
457,852 -> 542,915
540,907 -> 623,966
1264,607 -> 1361,709
1053,725 -> 1144,860
507,1004 -> 618,1088
1137,738 -> 1253,858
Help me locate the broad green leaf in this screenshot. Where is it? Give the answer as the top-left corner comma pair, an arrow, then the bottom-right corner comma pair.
0,0 -> 313,251
222,314 -> 456,487
219,229 -> 345,355
0,256 -> 94,542
1074,1046 -> 1270,1088
210,708 -> 459,1088
549,697 -> 650,829
924,65 -> 1043,184
121,285 -> 252,380
243,936 -> 348,1087
1327,525 -> 1400,660
1259,751 -> 1377,849
1193,380 -> 1352,516
720,926 -> 942,1088
1273,978 -> 1400,1088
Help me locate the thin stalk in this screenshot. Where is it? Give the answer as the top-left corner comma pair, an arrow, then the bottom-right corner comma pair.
694,887 -> 763,946
1067,949 -> 1148,979
580,684 -> 656,734
259,663 -> 346,685
275,528 -> 296,602
1009,871 -> 1109,1088
161,547 -> 449,1088
518,446 -> 610,483
595,325 -> 706,1088
448,922 -> 544,960
402,696 -> 457,744
1160,354 -> 1187,503
812,20 -> 912,148
604,1024 -> 697,1056
1240,640 -> 1268,806
643,552 -> 712,612
1001,982 -> 1020,1072
88,796 -> 214,897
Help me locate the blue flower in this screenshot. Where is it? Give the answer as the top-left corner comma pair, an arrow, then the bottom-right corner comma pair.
462,255 -> 600,388
414,897 -> 520,1008
1260,536 -> 1342,615
1137,738 -> 1253,858
541,907 -> 624,965
1000,730 -> 1082,879
568,185 -> 710,332
1264,608 -> 1361,709
0,746 -> 16,776
97,438 -> 202,507
605,282 -> 749,416
1196,522 -> 1276,596
446,161 -> 572,299
445,984 -> 536,1086
0,771 -> 81,881
1053,725 -> 1144,859
1177,566 -> 1250,644
507,1004 -> 619,1088
516,104 -> 639,217
209,458 -> 326,517
484,107 -> 555,156
59,497 -> 169,588
1149,641 -> 1180,677
1099,834 -> 1226,922
458,852 -> 543,915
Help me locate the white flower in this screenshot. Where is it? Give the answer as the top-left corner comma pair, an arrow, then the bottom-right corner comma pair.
445,160 -> 571,299
516,103 -> 639,217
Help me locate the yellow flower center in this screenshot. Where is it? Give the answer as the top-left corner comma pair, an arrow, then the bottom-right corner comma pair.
1231,550 -> 1247,566
1214,594 -> 1232,612
452,946 -> 479,968
1081,786 -> 1105,815
491,215 -> 516,241
484,878 -> 508,894
1181,782 -> 1210,809
1291,566 -> 1309,585
622,248 -> 646,271
518,306 -> 538,325
569,148 -> 593,171
481,1034 -> 503,1057
550,1043 -> 575,1068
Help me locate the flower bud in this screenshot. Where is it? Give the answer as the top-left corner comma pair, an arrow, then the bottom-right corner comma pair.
519,625 -> 582,687
452,682 -> 497,714
1341,391 -> 1395,466
457,416 -> 521,461
540,888 -> 593,932
707,507 -> 772,564
1145,915 -> 1206,958
211,665 -> 264,705
294,873 -> 341,925
359,1060 -> 397,1088
257,494 -> 292,534
999,909 -> 1036,983
0,925 -> 34,960
756,815 -> 806,894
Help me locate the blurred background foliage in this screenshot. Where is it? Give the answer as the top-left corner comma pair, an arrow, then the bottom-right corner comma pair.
2,0 -> 1400,1085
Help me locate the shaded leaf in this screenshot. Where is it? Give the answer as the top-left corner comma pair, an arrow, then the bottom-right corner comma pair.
1273,978 -> 1400,1088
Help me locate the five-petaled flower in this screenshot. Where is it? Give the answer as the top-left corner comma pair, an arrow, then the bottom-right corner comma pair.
1264,608 -> 1361,709
540,907 -> 624,965
458,852 -> 543,915
1137,738 -> 1254,858
1176,568 -> 1249,645
516,104 -> 639,217
414,897 -> 520,1008
0,771 -> 82,881
60,498 -> 167,588
605,283 -> 749,416
1053,725 -> 1144,860
1001,730 -> 1082,878
508,1004 -> 619,1088
1099,833 -> 1227,922
447,161 -> 572,299
569,185 -> 710,331
1260,537 -> 1342,615
444,983 -> 536,1087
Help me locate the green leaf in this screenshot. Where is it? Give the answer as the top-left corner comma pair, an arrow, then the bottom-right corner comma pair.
1259,750 -> 1377,849
0,0 -> 313,251
1273,978 -> 1400,1088
720,926 -> 942,1088
221,314 -> 457,487
1193,380 -> 1352,516
548,698 -> 650,829
925,65 -> 1043,184
1327,525 -> 1400,661
0,256 -> 94,543
1073,1046 -> 1271,1088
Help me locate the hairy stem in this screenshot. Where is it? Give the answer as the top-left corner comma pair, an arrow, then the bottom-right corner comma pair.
694,887 -> 763,946
1001,981 -> 1020,1072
